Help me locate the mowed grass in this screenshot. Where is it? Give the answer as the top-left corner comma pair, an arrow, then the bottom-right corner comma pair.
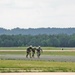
0,47 -> 75,50
43,51 -> 75,56
0,47 -> 55,50
0,60 -> 75,72
0,47 -> 75,56
0,51 -> 75,56
0,47 -> 27,50
0,47 -> 75,72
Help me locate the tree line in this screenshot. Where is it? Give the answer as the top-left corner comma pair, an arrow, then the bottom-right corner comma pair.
0,34 -> 75,47
0,27 -> 75,35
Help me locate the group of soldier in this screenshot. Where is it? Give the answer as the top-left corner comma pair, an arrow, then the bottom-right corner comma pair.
26,45 -> 43,58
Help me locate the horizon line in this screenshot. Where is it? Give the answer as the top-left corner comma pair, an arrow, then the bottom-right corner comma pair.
0,27 -> 75,30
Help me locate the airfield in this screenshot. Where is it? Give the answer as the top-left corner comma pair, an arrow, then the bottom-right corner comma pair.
0,50 -> 75,62
0,49 -> 75,72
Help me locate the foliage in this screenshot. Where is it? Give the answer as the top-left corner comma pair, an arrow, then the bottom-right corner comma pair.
0,34 -> 75,47
0,28 -> 75,35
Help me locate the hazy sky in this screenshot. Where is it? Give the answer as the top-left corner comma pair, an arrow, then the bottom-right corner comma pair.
0,0 -> 75,29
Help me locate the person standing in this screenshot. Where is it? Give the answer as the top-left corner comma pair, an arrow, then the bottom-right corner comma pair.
36,46 -> 43,58
32,46 -> 36,58
26,45 -> 33,58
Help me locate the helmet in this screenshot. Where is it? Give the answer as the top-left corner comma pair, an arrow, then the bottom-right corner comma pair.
38,46 -> 40,48
29,45 -> 32,47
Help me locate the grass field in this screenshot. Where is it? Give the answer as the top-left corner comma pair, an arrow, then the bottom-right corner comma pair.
0,60 -> 75,72
0,51 -> 75,56
0,47 -> 27,50
0,47 -> 75,72
0,47 -> 75,50
0,47 -> 75,56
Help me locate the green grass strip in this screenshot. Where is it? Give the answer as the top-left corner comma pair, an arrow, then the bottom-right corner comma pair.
0,60 -> 75,72
0,51 -> 75,56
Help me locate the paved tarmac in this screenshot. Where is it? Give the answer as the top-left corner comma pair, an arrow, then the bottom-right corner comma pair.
0,54 -> 75,62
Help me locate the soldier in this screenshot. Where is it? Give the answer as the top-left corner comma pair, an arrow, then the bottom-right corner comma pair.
36,46 -> 43,58
32,46 -> 36,58
26,45 -> 33,58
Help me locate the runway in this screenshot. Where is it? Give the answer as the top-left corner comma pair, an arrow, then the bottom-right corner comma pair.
0,54 -> 75,62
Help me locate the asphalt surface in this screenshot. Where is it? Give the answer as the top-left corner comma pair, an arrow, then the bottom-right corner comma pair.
0,50 -> 75,62
0,54 -> 75,62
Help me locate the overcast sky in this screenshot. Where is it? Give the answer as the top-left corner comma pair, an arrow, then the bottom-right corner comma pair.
0,0 -> 75,29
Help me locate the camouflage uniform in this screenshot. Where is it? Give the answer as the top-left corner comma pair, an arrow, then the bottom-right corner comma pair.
32,47 -> 36,58
26,46 -> 33,58
36,46 -> 42,58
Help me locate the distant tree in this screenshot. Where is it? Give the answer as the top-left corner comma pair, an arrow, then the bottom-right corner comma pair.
0,34 -> 75,47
